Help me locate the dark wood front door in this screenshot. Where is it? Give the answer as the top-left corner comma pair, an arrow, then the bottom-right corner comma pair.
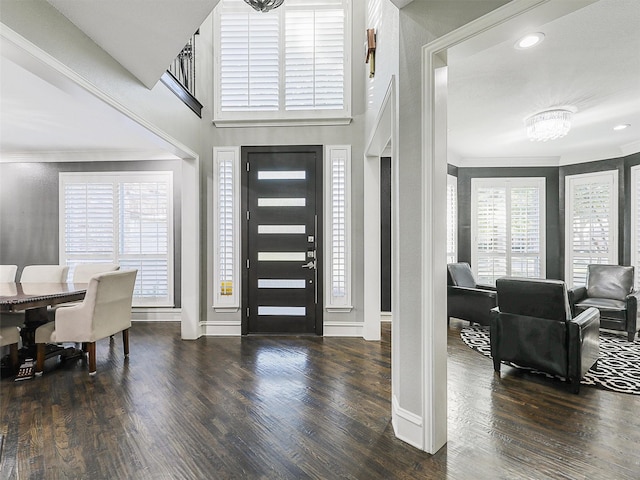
242,146 -> 323,335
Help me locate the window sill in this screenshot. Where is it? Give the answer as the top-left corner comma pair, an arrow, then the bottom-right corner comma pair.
325,306 -> 353,313
213,117 -> 352,128
213,306 -> 240,313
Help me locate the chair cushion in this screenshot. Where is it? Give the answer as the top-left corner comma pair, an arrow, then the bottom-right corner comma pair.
586,265 -> 634,301
575,298 -> 628,322
496,277 -> 570,321
0,325 -> 20,347
447,263 -> 477,288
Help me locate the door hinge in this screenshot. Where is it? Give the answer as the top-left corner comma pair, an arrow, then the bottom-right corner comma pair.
246,307 -> 250,317
246,163 -> 250,172
246,259 -> 250,269
246,211 -> 250,220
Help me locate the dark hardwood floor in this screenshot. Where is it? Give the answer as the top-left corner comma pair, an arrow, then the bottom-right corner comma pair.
1,319 -> 638,479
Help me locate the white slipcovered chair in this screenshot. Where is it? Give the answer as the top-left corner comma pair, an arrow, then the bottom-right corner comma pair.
20,265 -> 69,283
35,269 -> 137,376
0,265 -> 18,282
0,325 -> 20,369
72,263 -> 120,283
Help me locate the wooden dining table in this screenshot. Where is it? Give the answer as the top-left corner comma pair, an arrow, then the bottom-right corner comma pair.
0,282 -> 88,370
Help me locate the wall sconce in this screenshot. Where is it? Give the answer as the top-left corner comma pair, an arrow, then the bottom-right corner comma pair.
366,29 -> 376,78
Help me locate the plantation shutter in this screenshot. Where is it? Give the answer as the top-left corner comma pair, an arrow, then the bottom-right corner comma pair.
474,186 -> 507,284
219,8 -> 279,111
60,173 -> 173,307
331,153 -> 346,298
216,0 -> 348,119
566,171 -> 618,287
510,186 -> 541,277
446,175 -> 457,264
631,166 -> 640,288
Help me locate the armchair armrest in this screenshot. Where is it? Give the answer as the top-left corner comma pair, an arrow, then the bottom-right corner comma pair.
476,284 -> 497,292
448,285 -> 496,297
568,307 -> 600,382
567,286 -> 587,316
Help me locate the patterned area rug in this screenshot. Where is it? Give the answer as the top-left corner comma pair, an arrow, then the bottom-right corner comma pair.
460,325 -> 640,395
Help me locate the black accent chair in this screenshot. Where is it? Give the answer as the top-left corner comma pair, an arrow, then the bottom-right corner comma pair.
447,262 -> 496,326
491,277 -> 600,394
568,264 -> 639,342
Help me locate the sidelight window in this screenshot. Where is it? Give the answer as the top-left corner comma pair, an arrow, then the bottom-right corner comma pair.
630,165 -> 639,288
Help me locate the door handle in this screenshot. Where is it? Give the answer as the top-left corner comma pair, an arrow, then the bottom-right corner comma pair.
301,260 -> 316,270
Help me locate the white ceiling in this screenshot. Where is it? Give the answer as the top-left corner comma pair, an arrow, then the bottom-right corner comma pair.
447,0 -> 640,165
1,0 -> 638,165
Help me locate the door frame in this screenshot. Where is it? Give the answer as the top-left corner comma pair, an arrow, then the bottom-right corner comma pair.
241,145 -> 324,335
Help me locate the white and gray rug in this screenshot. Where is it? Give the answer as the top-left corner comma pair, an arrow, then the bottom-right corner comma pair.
460,325 -> 640,395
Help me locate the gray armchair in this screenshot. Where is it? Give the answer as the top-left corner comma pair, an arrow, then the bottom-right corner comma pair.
447,262 -> 497,326
568,264 -> 639,342
491,277 -> 600,394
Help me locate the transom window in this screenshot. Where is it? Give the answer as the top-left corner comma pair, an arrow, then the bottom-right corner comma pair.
214,0 -> 351,125
633,165 -> 640,288
59,172 -> 174,307
471,177 -> 546,285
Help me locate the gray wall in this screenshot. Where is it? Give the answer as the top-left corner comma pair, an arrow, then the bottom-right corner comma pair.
453,152 -> 640,281
0,160 -> 183,306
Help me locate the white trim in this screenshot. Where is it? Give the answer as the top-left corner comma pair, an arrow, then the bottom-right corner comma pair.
132,308 -> 182,322
380,312 -> 392,322
324,145 -> 352,312
202,320 -> 242,336
213,117 -> 352,128
212,147 -> 241,310
632,165 -> 640,289
322,321 -> 363,337
391,394 -> 424,451
564,170 -> 619,286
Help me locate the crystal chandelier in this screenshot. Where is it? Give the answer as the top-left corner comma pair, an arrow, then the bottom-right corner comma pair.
244,0 -> 284,12
525,108 -> 575,142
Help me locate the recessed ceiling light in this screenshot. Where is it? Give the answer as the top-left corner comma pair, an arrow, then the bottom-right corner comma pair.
515,32 -> 545,50
613,124 -> 630,131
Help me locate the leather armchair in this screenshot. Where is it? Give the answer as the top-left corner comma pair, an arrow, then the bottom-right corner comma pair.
447,262 -> 496,326
491,277 -> 600,394
568,264 -> 639,342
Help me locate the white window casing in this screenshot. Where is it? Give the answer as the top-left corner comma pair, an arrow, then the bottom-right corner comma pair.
630,165 -> 639,288
214,0 -> 351,126
446,174 -> 457,264
59,172 -> 174,307
471,177 -> 546,285
324,145 -> 352,311
213,147 -> 241,311
565,170 -> 619,287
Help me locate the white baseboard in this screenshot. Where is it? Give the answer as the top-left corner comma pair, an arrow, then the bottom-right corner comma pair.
202,321 -> 242,336
323,321 -> 364,337
392,394 -> 424,451
132,308 -> 181,322
380,312 -> 392,322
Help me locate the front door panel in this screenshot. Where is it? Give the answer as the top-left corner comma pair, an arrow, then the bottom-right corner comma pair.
242,146 -> 323,334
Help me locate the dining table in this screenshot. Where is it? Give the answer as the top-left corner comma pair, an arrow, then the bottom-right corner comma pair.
1,282 -> 87,378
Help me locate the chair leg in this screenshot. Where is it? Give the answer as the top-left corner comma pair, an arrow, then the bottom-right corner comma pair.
122,329 -> 129,357
628,331 -> 635,342
36,343 -> 46,375
9,343 -> 19,369
493,358 -> 501,373
87,342 -> 97,375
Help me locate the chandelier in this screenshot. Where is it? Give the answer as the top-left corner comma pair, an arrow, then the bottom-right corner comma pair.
244,0 -> 284,12
525,108 -> 576,142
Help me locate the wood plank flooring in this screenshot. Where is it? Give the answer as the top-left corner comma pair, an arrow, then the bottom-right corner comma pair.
1,319 -> 639,479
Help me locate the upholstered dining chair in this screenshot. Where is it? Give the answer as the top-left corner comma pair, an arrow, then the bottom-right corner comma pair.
20,265 -> 69,283
491,277 -> 600,394
34,269 -> 137,376
72,263 -> 120,283
569,264 -> 639,342
0,325 -> 20,369
0,265 -> 18,282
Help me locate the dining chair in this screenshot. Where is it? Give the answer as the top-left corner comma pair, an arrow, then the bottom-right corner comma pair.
0,265 -> 18,282
72,263 -> 119,283
35,269 -> 137,376
20,265 -> 69,283
0,325 -> 21,369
